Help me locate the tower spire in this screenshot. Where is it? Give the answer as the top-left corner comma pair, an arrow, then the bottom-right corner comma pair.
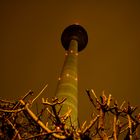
55,24 -> 88,127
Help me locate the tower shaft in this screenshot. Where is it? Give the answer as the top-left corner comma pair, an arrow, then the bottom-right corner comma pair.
56,39 -> 78,127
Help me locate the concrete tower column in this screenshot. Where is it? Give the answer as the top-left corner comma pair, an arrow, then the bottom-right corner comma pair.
55,24 -> 88,127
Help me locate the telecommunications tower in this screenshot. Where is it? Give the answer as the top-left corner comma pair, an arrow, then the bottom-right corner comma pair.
55,24 -> 88,127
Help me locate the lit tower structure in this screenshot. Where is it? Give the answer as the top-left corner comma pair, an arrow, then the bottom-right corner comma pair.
55,24 -> 88,127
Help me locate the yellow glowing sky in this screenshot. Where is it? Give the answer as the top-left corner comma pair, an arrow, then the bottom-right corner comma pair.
0,0 -> 140,122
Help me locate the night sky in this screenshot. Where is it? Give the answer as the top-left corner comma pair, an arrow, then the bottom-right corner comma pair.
0,0 -> 140,123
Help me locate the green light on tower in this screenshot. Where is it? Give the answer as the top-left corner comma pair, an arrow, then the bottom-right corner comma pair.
55,24 -> 88,127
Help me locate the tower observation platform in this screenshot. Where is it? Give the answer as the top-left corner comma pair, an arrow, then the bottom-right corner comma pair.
55,24 -> 88,127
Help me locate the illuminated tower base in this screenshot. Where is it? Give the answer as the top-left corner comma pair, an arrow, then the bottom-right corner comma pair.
55,24 -> 88,127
